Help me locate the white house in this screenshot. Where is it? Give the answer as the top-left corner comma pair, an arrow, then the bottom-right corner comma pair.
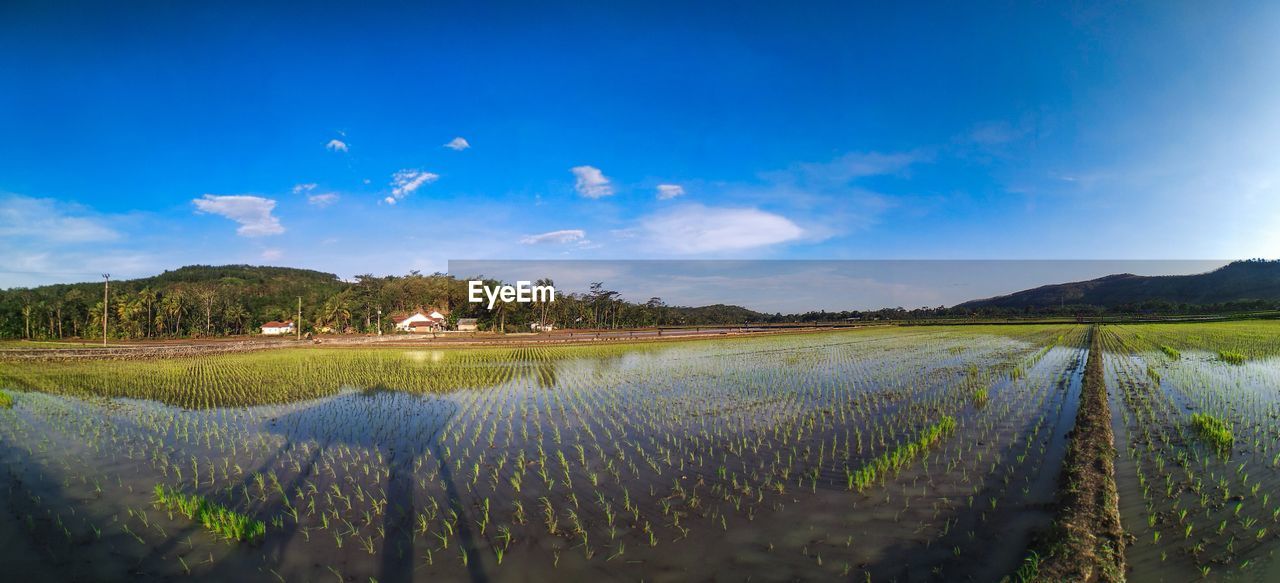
394,310 -> 447,332
261,320 -> 295,335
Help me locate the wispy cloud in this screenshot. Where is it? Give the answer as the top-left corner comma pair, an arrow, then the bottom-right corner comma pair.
292,183 -> 317,194
656,184 -> 685,200
571,165 -> 614,198
966,120 -> 1029,146
520,229 -> 587,245
261,248 -> 283,261
444,137 -> 470,151
326,139 -> 349,152
0,194 -> 121,243
384,169 -> 439,205
192,195 -> 285,236
307,193 -> 339,208
784,151 -> 924,185
639,204 -> 803,253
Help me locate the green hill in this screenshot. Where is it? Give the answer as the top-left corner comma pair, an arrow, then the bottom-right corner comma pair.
957,260 -> 1280,310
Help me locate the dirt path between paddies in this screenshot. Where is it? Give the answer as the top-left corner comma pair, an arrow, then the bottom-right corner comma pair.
1024,325 -> 1127,582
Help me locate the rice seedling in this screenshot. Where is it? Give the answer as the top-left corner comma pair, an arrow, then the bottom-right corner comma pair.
1189,413 -> 1233,454
1217,350 -> 1246,365
153,484 -> 265,543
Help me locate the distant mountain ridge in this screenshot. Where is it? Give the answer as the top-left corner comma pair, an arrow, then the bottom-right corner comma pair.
957,260 -> 1280,309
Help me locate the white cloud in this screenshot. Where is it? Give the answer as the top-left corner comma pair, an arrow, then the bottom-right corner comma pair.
444,137 -> 470,151
385,169 -> 439,204
292,183 -> 317,194
571,165 -> 614,198
261,248 -> 283,261
307,193 -> 339,208
0,195 -> 121,243
639,204 -> 803,254
192,195 -> 285,236
656,184 -> 685,200
520,229 -> 587,245
326,139 -> 349,152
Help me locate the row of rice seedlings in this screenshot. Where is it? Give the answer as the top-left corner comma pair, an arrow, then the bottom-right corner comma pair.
1125,321 -> 1280,362
849,416 -> 957,492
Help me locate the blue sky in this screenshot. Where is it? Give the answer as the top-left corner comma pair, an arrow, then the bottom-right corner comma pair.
2,1 -> 1278,292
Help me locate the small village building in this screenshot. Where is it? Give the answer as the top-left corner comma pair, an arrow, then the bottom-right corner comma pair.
261,320 -> 295,335
530,322 -> 555,332
408,321 -> 439,334
456,318 -> 478,332
393,309 -> 447,332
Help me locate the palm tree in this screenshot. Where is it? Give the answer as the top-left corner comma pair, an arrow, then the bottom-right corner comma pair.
224,303 -> 249,335
159,290 -> 186,336
321,296 -> 352,333
534,277 -> 555,330
138,287 -> 157,337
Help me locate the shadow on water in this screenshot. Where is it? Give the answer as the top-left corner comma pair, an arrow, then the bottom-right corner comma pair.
0,441 -> 77,578
198,387 -> 485,583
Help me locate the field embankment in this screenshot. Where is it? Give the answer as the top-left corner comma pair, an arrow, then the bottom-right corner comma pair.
1034,326 -> 1126,581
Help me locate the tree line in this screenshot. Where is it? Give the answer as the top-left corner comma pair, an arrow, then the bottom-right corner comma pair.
0,265 -> 766,340
8,264 -> 1275,341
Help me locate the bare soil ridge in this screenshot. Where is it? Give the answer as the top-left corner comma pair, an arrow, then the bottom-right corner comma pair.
1035,325 -> 1127,581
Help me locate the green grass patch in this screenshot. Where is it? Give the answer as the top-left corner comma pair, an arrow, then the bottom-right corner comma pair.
1190,413 -> 1234,454
153,484 -> 265,543
1159,345 -> 1180,360
1217,350 -> 1246,365
0,390 -> 11,409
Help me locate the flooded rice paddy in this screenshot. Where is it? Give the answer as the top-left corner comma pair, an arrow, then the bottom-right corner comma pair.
2,323 -> 1278,581
1105,323 -> 1280,582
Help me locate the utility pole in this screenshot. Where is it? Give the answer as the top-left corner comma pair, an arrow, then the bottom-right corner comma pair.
377,308 -> 382,336
102,273 -> 110,346
296,296 -> 302,341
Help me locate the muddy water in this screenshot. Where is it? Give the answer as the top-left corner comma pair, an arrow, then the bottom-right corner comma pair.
0,329 -> 1086,581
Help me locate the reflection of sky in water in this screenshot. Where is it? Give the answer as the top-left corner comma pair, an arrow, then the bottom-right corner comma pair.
264,390 -> 456,453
